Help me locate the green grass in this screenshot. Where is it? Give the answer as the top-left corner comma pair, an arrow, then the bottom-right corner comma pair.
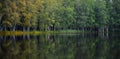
0,30 -> 88,36
0,31 -> 30,36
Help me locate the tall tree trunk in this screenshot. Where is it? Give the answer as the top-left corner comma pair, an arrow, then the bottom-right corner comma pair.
13,26 -> 16,31
27,27 -> 30,32
23,27 -> 26,32
98,27 -> 105,38
106,27 -> 109,38
82,27 -> 85,33
82,27 -> 85,37
48,27 -> 50,31
27,27 -> 30,39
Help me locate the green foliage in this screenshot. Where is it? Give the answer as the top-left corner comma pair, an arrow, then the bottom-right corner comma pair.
94,0 -> 108,27
112,0 -> 120,26
0,0 -> 119,31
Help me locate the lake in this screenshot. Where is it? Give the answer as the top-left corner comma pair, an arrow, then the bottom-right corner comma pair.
0,33 -> 119,59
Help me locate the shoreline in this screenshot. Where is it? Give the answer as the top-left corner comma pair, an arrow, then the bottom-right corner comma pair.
0,30 -> 83,36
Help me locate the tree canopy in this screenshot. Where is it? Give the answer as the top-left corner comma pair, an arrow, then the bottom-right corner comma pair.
0,0 -> 119,34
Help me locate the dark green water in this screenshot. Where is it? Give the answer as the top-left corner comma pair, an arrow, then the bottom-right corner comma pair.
0,33 -> 120,59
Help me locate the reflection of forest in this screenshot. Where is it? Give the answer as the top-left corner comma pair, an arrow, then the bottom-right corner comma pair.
0,34 -> 119,59
0,36 -> 31,59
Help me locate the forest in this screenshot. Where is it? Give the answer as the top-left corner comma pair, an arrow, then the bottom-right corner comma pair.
0,0 -> 120,34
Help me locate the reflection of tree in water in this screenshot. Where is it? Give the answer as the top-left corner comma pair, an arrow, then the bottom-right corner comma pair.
75,34 -> 120,59
0,34 -> 119,59
75,35 -> 109,59
38,34 -> 76,59
0,36 -> 31,59
0,35 -> 77,59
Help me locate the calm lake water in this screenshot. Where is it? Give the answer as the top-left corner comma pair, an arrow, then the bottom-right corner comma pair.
0,33 -> 120,59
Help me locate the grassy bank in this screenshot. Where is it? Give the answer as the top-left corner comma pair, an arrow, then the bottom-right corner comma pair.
0,30 -> 86,36
0,31 -> 30,36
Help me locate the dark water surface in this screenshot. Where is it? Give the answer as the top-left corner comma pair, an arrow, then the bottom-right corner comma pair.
0,33 -> 120,59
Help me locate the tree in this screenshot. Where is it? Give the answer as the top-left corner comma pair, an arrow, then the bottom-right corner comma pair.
60,0 -> 76,30
112,0 -> 120,28
94,0 -> 109,36
37,0 -> 57,31
75,0 -> 95,32
0,0 -> 19,31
